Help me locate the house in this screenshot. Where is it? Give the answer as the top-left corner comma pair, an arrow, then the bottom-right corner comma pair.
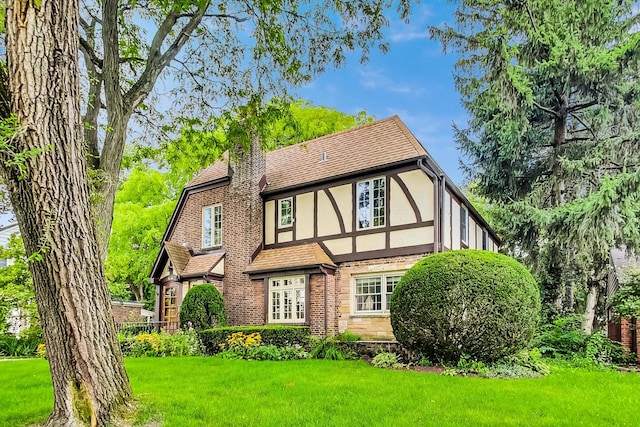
150,116 -> 500,338
606,246 -> 639,360
0,223 -> 20,268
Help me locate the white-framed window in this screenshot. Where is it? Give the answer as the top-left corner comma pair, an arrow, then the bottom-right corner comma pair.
460,205 -> 468,245
357,177 -> 386,229
278,197 -> 293,228
354,273 -> 403,314
482,229 -> 488,250
269,276 -> 305,323
203,204 -> 222,248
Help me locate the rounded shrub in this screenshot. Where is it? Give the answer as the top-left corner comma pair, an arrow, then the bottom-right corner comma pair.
390,250 -> 540,363
179,284 -> 227,331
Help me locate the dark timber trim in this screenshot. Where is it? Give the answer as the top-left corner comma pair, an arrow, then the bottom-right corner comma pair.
390,173 -> 422,223
324,188 -> 346,234
331,244 -> 434,263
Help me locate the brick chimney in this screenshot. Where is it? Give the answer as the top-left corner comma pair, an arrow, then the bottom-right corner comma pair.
223,138 -> 265,325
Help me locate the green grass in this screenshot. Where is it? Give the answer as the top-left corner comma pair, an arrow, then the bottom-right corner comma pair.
1,358 -> 639,426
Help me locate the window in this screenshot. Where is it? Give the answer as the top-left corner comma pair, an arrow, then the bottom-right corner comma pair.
203,204 -> 222,247
354,273 -> 402,314
357,177 -> 386,229
460,205 -> 468,245
269,276 -> 305,323
482,229 -> 488,250
278,197 -> 293,228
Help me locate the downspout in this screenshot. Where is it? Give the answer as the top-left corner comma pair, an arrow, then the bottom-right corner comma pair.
319,265 -> 330,337
417,159 -> 440,253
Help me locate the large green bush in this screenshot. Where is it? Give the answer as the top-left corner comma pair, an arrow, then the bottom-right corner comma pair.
179,284 -> 226,331
199,325 -> 310,355
390,250 -> 540,363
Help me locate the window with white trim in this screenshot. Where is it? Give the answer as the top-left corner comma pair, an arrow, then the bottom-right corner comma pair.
278,197 -> 293,228
203,204 -> 222,248
357,177 -> 386,229
354,273 -> 402,314
269,276 -> 305,323
460,205 -> 468,245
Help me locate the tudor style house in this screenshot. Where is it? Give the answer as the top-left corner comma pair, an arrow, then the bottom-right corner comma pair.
150,116 -> 499,338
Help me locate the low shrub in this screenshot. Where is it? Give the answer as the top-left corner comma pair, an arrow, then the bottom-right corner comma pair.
0,331 -> 43,357
337,330 -> 361,342
308,337 -> 350,360
371,352 -> 404,369
199,325 -> 310,355
218,333 -> 309,361
533,315 -> 629,367
179,284 -> 226,331
119,330 -> 202,357
390,250 -> 540,363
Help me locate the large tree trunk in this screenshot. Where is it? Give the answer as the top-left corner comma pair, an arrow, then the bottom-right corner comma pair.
3,1 -> 132,425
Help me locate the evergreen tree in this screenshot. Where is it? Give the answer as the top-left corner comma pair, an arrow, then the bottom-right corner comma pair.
431,0 -> 640,330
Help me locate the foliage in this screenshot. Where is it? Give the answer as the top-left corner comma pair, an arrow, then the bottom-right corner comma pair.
217,332 -> 309,361
371,352 -> 404,369
611,268 -> 640,319
430,0 -> 640,322
336,330 -> 361,342
118,330 -> 202,357
390,250 -> 541,362
532,315 -> 629,367
198,325 -> 310,355
308,337 -> 345,360
0,234 -> 38,334
178,284 -> 226,331
0,330 -> 43,357
105,167 -> 177,304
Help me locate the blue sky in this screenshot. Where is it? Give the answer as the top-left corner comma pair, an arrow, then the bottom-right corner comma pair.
296,3 -> 470,186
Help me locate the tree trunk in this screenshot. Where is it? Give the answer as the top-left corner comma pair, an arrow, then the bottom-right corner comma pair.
4,1 -> 132,425
583,284 -> 599,334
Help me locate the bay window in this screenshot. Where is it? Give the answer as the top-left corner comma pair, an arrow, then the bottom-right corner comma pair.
269,276 -> 306,323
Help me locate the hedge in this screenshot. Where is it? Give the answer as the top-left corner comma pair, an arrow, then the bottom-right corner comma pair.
199,325 -> 311,355
390,250 -> 540,363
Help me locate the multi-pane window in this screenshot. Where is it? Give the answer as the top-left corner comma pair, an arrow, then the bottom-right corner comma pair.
460,205 -> 468,245
354,274 -> 402,314
203,204 -> 222,247
357,177 -> 386,229
163,286 -> 178,322
279,197 -> 293,228
269,276 -> 305,323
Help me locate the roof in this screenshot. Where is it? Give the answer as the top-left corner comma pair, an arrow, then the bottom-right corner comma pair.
264,116 -> 427,192
186,116 -> 427,193
244,243 -> 336,274
182,252 -> 224,278
164,241 -> 191,273
186,153 -> 230,188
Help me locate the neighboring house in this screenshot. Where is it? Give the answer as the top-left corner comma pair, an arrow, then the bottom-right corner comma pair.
150,116 -> 500,338
606,247 -> 639,360
0,223 -> 20,268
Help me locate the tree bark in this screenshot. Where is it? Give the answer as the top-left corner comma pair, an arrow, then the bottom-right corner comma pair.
3,1 -> 132,425
583,284 -> 598,334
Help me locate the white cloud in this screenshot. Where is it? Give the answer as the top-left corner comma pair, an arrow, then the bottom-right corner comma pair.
358,69 -> 425,95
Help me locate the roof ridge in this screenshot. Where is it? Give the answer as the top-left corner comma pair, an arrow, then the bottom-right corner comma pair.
390,116 -> 427,156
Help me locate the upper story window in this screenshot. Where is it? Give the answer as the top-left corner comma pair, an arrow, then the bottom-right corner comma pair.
269,276 -> 305,323
357,177 -> 386,229
278,197 -> 293,228
482,229 -> 488,250
460,205 -> 468,245
203,204 -> 222,248
354,273 -> 402,314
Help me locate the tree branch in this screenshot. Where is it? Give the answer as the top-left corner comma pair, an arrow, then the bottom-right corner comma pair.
124,2 -> 211,111
178,12 -> 249,23
568,111 -> 597,139
533,100 -> 559,117
567,99 -> 598,113
79,37 -> 104,69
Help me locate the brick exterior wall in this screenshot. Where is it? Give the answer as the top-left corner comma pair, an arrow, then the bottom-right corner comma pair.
619,317 -> 639,362
335,253 -> 430,339
111,302 -> 145,323
169,186 -> 228,251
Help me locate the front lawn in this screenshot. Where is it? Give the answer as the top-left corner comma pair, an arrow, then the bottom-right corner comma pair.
1,358 -> 639,426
